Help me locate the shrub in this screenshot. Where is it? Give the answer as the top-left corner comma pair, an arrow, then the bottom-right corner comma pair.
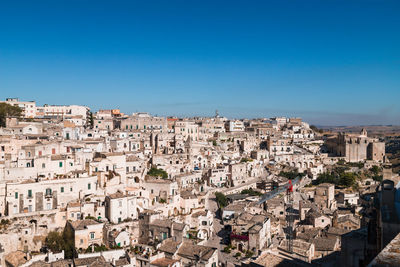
370,165 -> 381,175
241,188 -> 262,196
245,250 -> 254,258
147,167 -> 168,179
279,171 -> 305,180
85,216 -> 98,221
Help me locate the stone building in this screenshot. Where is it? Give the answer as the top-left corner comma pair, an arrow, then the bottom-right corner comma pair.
325,129 -> 385,162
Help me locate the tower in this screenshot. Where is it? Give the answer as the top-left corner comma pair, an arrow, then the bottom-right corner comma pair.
360,128 -> 368,137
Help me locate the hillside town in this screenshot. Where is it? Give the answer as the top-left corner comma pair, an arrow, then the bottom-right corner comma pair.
0,97 -> 398,267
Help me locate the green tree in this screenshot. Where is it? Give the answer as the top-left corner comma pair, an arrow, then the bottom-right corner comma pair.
88,112 -> 94,129
45,231 -> 65,253
373,175 -> 383,182
279,171 -> 305,180
62,225 -> 77,259
215,192 -> 228,208
0,103 -> 22,127
370,165 -> 381,175
147,167 -> 168,179
339,173 -> 357,187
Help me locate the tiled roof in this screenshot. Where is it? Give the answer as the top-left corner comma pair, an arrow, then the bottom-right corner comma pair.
158,238 -> 181,254
177,241 -> 216,261
151,257 -> 179,267
70,219 -> 102,230
312,237 -> 338,251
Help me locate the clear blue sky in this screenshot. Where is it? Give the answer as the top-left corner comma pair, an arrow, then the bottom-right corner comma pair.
0,0 -> 399,125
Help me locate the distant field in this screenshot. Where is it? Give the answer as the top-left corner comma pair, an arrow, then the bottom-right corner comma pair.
318,125 -> 400,137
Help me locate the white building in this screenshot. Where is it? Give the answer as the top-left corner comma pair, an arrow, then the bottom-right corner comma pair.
105,191 -> 140,224
4,175 -> 98,216
226,120 -> 245,132
0,98 -> 37,118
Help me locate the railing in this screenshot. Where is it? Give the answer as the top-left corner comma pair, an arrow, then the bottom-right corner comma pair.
258,176 -> 301,204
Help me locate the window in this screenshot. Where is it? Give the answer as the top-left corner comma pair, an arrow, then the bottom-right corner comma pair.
42,163 -> 45,168
46,188 -> 52,195
70,187 -> 73,192
46,203 -> 51,210
80,239 -> 83,244
28,190 -> 32,198
88,183 -> 91,190
59,162 -> 63,167
28,205 -> 32,212
90,232 -> 95,239
61,187 -> 64,193
15,192 -> 18,199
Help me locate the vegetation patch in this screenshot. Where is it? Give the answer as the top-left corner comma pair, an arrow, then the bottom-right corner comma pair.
215,192 -> 228,208
147,167 -> 168,179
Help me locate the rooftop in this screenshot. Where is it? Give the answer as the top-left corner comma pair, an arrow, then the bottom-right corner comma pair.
70,219 -> 102,230
368,232 -> 400,266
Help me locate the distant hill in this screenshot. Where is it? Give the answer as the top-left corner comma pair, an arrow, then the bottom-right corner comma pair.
317,125 -> 400,137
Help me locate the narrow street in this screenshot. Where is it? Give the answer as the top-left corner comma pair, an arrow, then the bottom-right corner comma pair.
205,192 -> 241,267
